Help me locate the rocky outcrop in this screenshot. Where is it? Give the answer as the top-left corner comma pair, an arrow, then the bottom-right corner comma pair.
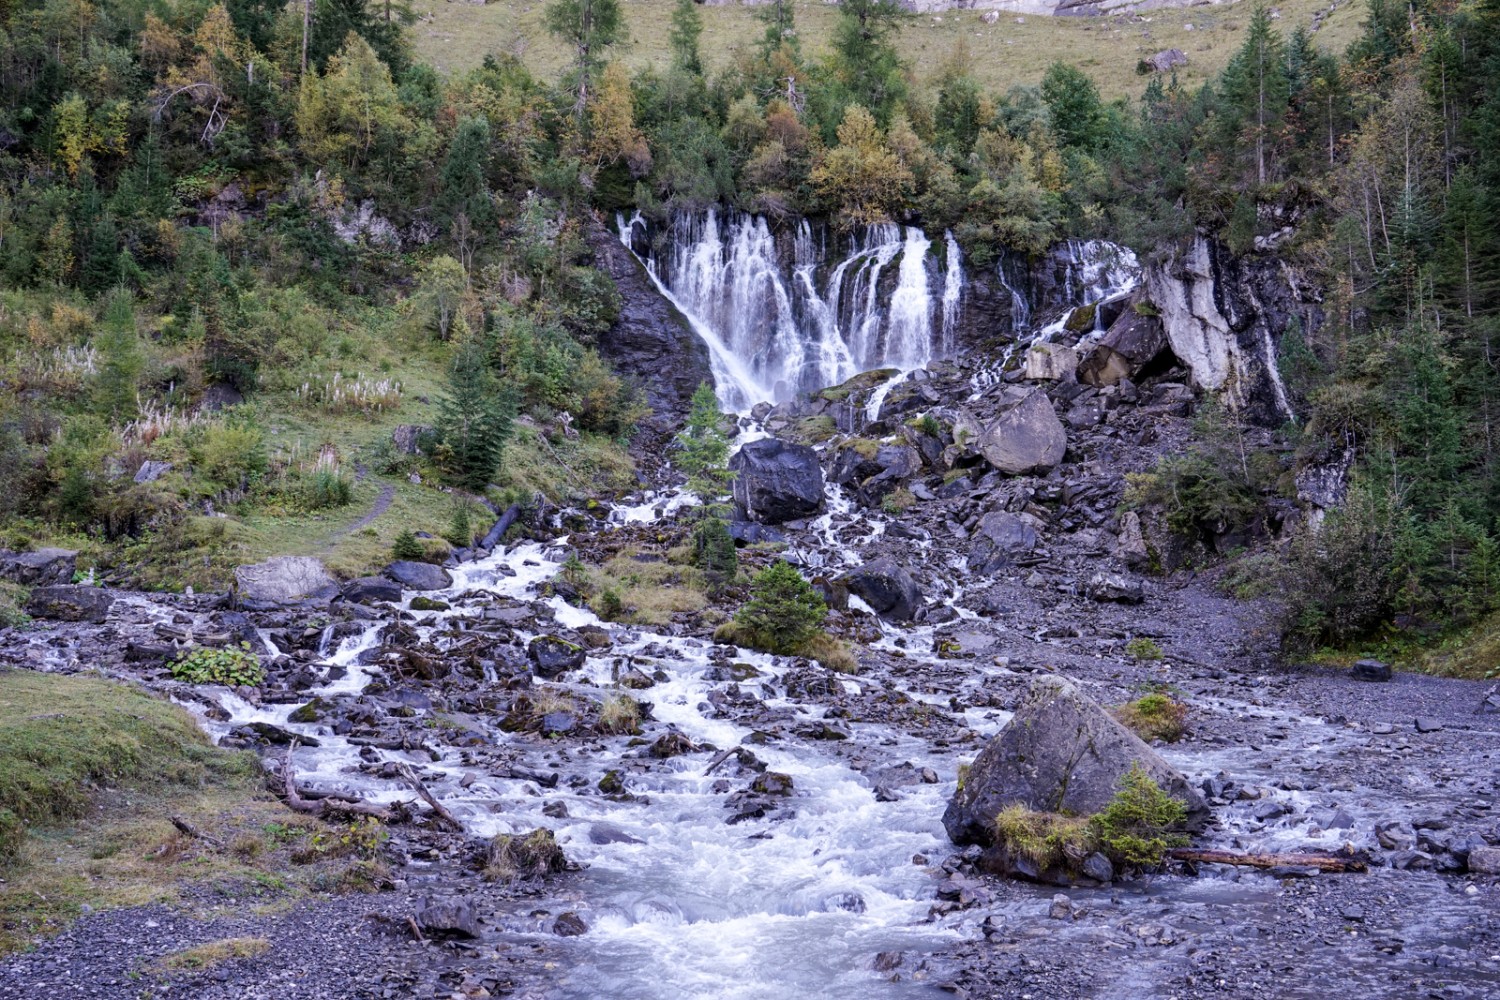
26,585 -> 116,623
955,387 -> 1067,476
943,677 -> 1208,847
841,558 -> 923,622
0,548 -> 77,587
586,214 -> 714,441
1144,48 -> 1189,73
730,438 -> 825,524
528,635 -> 587,678
384,560 -> 453,592
967,512 -> 1041,574
342,577 -> 402,605
1024,343 -> 1077,381
1145,235 -> 1318,426
236,556 -> 337,604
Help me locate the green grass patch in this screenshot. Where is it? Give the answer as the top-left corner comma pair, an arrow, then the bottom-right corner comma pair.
1112,692 -> 1188,743
152,937 -> 271,974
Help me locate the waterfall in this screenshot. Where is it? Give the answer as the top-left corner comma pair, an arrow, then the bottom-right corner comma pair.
621,208 -> 963,410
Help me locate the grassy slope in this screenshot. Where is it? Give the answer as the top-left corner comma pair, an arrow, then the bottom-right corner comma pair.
0,671 -> 356,953
411,0 -> 1366,102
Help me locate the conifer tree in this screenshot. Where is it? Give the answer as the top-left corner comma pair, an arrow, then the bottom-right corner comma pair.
94,289 -> 143,424
437,334 -> 516,491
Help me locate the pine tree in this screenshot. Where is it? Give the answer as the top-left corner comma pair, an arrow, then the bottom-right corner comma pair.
734,560 -> 827,653
544,0 -> 624,122
94,289 -> 143,423
437,335 -> 516,490
669,0 -> 703,75
1040,62 -> 1105,149
675,382 -> 732,505
829,0 -> 909,125
1217,5 -> 1291,186
437,116 -> 495,232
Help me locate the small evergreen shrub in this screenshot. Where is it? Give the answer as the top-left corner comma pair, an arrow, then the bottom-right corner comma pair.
731,560 -> 826,653
1090,763 -> 1190,867
1125,637 -> 1164,661
1113,693 -> 1189,742
392,529 -> 423,561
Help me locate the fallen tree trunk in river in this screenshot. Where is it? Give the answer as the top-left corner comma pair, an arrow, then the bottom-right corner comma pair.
280,742 -> 392,822
1168,848 -> 1368,873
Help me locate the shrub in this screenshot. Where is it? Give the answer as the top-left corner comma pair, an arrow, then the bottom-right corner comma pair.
170,643 -> 265,687
731,560 -> 827,653
993,804 -> 1093,871
298,468 -> 353,510
445,498 -> 474,548
597,694 -> 642,735
1124,637 -> 1163,661
485,828 -> 567,881
190,421 -> 268,489
1090,763 -> 1189,867
392,529 -> 423,561
1113,693 -> 1188,742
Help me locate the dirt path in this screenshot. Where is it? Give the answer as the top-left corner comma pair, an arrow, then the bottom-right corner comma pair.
318,481 -> 395,552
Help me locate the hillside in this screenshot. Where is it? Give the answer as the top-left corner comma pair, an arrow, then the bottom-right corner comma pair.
412,0 -> 1366,100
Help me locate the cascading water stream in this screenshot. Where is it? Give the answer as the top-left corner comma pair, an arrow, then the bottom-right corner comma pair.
619,208 -> 966,410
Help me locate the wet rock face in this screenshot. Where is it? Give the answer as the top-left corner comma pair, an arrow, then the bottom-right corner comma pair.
956,388 -> 1067,476
1077,293 -> 1169,387
236,556 -> 337,604
943,677 -> 1208,847
585,216 -> 714,443
841,557 -> 923,622
342,577 -> 402,605
730,437 -> 825,524
26,584 -> 116,623
0,547 -> 77,587
384,560 -> 453,592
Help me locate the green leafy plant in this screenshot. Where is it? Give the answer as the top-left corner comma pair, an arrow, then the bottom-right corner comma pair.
1113,693 -> 1189,742
1124,637 -> 1164,661
1090,763 -> 1190,867
728,560 -> 826,653
170,643 -> 264,687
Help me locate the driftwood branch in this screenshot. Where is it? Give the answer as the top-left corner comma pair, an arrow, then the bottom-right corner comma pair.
1168,848 -> 1368,873
397,764 -> 463,832
169,814 -> 224,849
703,745 -> 740,777
280,742 -> 392,822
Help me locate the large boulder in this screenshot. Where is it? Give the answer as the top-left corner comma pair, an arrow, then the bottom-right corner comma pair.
967,512 -> 1041,574
943,677 -> 1208,847
342,577 -> 402,605
0,548 -> 77,587
956,388 -> 1067,476
26,585 -> 116,623
236,556 -> 337,603
384,560 -> 453,592
730,437 -> 825,524
841,558 -> 923,622
1077,294 -> 1169,387
1024,343 -> 1078,382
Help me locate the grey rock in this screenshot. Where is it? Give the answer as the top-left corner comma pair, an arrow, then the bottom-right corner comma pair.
552,912 -> 588,937
25,585 -> 115,623
133,460 -> 173,484
342,576 -> 402,605
391,425 -> 431,456
1351,659 -> 1392,682
1144,48 -> 1189,72
1467,846 -> 1500,874
730,438 -> 825,524
1025,343 -> 1078,381
942,676 -> 1208,846
968,511 -> 1040,574
0,547 -> 78,587
1087,572 -> 1145,603
1078,294 -> 1168,387
416,901 -> 479,940
842,557 -> 923,622
528,635 -> 586,678
236,556 -> 337,603
958,388 -> 1067,476
1415,717 -> 1444,734
1048,893 -> 1072,919
383,560 -> 453,592
1081,853 -> 1114,883
1114,511 -> 1150,568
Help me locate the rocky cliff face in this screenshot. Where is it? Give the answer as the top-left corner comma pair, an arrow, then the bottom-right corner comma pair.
585,214 -> 715,444
1146,235 -> 1321,427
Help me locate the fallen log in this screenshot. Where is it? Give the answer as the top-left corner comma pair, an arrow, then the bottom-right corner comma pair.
479,503 -> 522,551
397,764 -> 463,832
1168,848 -> 1368,873
170,814 -> 224,849
280,742 -> 392,822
